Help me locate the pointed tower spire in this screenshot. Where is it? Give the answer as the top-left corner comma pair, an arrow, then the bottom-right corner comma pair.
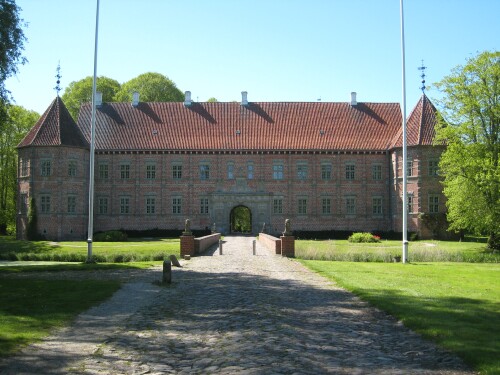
418,60 -> 427,93
54,62 -> 62,96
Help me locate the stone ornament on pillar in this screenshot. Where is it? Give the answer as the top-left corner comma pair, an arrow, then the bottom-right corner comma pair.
180,219 -> 195,257
283,218 -> 292,236
183,218 -> 192,236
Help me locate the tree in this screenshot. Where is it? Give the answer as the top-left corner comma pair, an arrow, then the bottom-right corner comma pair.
207,97 -> 218,103
61,76 -> 121,120
0,104 -> 38,234
0,0 -> 27,128
114,72 -> 183,102
434,51 -> 499,250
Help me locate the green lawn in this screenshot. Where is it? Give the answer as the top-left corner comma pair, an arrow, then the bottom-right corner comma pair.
300,260 -> 500,374
0,262 -> 156,356
296,239 -> 498,262
0,236 -> 180,262
0,277 -> 121,357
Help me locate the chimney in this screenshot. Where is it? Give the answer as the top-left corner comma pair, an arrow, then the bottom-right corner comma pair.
95,92 -> 102,107
350,92 -> 357,106
132,91 -> 139,107
184,91 -> 192,106
241,91 -> 248,106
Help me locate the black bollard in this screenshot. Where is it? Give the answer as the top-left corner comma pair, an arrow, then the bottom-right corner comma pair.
162,260 -> 172,284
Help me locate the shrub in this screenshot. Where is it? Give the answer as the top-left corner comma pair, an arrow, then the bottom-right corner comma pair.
93,230 -> 128,242
348,232 -> 381,243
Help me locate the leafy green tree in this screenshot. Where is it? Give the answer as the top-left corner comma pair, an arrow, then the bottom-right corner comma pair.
434,51 -> 499,250
61,76 -> 121,120
232,206 -> 251,232
207,97 -> 218,103
0,0 -> 27,129
0,104 -> 38,234
114,72 -> 183,102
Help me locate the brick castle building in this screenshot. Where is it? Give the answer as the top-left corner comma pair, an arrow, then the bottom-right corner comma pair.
16,91 -> 444,240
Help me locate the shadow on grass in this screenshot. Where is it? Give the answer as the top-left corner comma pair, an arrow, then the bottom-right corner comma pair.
0,263 -> 149,274
0,237 -> 58,257
0,278 -> 121,358
350,288 -> 499,374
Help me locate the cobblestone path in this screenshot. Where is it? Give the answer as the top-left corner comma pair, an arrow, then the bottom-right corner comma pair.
0,236 -> 473,374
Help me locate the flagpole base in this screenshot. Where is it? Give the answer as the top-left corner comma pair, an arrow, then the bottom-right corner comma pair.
402,240 -> 409,263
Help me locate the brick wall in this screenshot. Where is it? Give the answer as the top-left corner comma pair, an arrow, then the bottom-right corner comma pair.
18,146 -> 446,240
258,233 -> 281,254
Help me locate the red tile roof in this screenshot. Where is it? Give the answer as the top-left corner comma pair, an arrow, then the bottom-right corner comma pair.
391,94 -> 438,148
76,101 -> 405,151
17,97 -> 89,149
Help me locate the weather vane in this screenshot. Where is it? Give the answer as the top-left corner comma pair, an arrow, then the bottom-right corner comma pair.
418,60 -> 427,93
54,62 -> 62,96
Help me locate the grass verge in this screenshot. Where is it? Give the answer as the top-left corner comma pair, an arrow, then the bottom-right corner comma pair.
299,260 -> 500,374
0,277 -> 121,357
295,239 -> 498,262
0,236 -> 180,262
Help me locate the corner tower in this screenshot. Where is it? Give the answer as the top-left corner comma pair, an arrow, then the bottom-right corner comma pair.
17,97 -> 89,240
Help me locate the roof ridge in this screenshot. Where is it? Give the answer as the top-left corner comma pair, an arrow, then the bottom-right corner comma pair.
417,94 -> 427,144
55,97 -> 63,145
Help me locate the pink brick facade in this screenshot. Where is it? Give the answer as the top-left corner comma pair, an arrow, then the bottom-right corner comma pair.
17,94 -> 446,240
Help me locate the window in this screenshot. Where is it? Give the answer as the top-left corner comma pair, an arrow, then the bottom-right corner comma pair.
200,164 -> 210,180
172,197 -> 182,214
407,195 -> 414,213
98,197 -> 108,214
372,164 -> 382,180
20,158 -> 29,177
146,197 -> 156,214
345,164 -> 355,180
372,197 -> 383,216
146,164 -> 156,179
120,197 -> 130,214
172,164 -> 182,179
321,164 -> 332,180
298,198 -> 307,215
227,163 -> 234,179
273,198 -> 283,214
40,195 -> 51,214
429,195 -> 439,213
99,164 -> 109,179
20,193 -> 28,214
407,160 -> 413,177
428,160 -> 439,176
346,197 -> 356,215
297,164 -> 308,180
322,198 -> 331,214
120,164 -> 130,179
273,164 -> 284,180
200,198 -> 209,214
247,163 -> 254,179
68,161 -> 77,177
67,196 -> 76,214
41,160 -> 51,177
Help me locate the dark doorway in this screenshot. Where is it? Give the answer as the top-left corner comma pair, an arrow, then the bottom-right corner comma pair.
230,205 -> 252,233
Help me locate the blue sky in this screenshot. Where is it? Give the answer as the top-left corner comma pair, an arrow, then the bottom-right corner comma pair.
6,0 -> 499,115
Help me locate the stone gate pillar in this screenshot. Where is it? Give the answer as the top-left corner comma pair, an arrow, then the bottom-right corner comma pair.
180,219 -> 195,257
280,218 -> 295,257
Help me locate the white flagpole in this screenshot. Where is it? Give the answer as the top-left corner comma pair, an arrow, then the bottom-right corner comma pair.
87,0 -> 100,263
400,0 -> 409,263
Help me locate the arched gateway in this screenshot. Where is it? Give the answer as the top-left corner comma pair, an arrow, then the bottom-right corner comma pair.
230,205 -> 252,233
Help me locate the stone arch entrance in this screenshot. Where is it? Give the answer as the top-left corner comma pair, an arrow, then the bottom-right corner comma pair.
229,205 -> 252,233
